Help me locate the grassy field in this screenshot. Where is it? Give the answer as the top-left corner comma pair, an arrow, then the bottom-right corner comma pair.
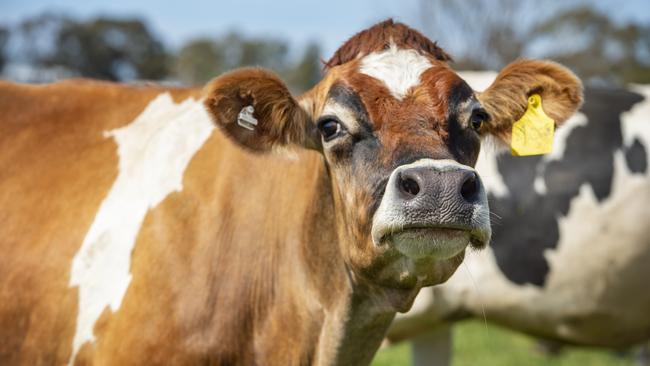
372,321 -> 636,366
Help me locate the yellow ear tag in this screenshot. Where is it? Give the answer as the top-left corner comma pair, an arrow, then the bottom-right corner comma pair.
511,94 -> 555,156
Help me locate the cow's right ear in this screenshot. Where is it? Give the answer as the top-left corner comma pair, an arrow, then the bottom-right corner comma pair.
476,59 -> 583,145
204,68 -> 319,153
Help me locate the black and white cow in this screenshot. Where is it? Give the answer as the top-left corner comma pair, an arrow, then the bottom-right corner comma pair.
387,73 -> 650,364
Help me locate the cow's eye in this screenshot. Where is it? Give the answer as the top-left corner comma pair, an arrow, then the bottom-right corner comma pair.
318,118 -> 342,141
470,109 -> 489,131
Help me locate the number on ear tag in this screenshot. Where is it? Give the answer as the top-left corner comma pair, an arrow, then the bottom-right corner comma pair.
511,94 -> 555,156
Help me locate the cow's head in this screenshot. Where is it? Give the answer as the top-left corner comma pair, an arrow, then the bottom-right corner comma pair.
204,20 -> 582,298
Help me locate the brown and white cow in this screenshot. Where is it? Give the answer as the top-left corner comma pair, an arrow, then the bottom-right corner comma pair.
0,20 -> 582,365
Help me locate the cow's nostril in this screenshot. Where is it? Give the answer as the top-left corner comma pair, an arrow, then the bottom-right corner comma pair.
399,173 -> 420,197
460,172 -> 479,202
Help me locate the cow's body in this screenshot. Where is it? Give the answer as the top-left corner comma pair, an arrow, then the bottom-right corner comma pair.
0,21 -> 583,365
389,78 -> 650,351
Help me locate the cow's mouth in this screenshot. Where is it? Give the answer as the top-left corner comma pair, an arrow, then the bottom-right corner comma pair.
377,226 -> 486,259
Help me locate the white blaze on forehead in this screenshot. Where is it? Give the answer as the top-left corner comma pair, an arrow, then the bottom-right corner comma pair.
67,93 -> 214,364
359,43 -> 432,100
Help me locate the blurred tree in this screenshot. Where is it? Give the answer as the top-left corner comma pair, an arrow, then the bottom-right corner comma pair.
16,12 -> 71,66
15,13 -> 169,81
11,12 -> 323,87
175,32 -> 288,84
175,38 -> 223,85
286,42 -> 322,93
418,0 -> 532,70
534,6 -> 650,84
174,32 -> 320,91
50,18 -> 169,80
418,0 -> 650,85
235,35 -> 288,72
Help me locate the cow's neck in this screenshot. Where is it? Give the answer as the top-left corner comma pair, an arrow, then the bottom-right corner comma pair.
314,277 -> 402,365
300,163 -> 407,365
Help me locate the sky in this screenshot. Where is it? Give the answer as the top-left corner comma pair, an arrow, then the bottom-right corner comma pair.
2,0 -> 650,58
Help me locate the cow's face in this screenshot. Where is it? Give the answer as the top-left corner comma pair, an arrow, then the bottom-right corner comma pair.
304,49 -> 493,289
205,21 -> 582,295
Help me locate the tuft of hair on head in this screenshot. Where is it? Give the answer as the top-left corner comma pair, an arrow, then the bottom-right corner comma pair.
324,18 -> 452,70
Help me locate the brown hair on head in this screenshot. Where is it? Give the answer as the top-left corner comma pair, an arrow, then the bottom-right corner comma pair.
324,18 -> 452,70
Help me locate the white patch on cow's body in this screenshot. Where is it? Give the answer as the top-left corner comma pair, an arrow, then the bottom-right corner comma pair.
622,85 -> 650,163
531,112 -> 589,195
67,93 -> 214,364
485,109 -> 587,197
543,150 -> 650,314
543,112 -> 588,162
533,175 -> 547,195
475,143 -> 509,198
360,43 -> 432,100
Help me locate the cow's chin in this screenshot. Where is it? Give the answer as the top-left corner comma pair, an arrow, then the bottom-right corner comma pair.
387,228 -> 470,260
380,227 -> 472,260
354,228 -> 470,310
356,227 -> 476,294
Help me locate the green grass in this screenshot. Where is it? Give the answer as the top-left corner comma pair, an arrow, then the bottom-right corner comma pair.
372,321 -> 635,366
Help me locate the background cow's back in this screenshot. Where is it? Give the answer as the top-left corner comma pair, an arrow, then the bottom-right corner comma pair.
389,76 -> 650,359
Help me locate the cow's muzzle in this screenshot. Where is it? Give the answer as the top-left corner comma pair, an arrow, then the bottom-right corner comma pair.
371,159 -> 491,259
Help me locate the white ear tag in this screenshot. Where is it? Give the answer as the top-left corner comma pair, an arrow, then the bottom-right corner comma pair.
237,105 -> 258,131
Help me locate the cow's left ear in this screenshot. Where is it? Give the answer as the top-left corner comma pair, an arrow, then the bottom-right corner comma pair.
204,67 -> 319,152
477,59 -> 583,144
